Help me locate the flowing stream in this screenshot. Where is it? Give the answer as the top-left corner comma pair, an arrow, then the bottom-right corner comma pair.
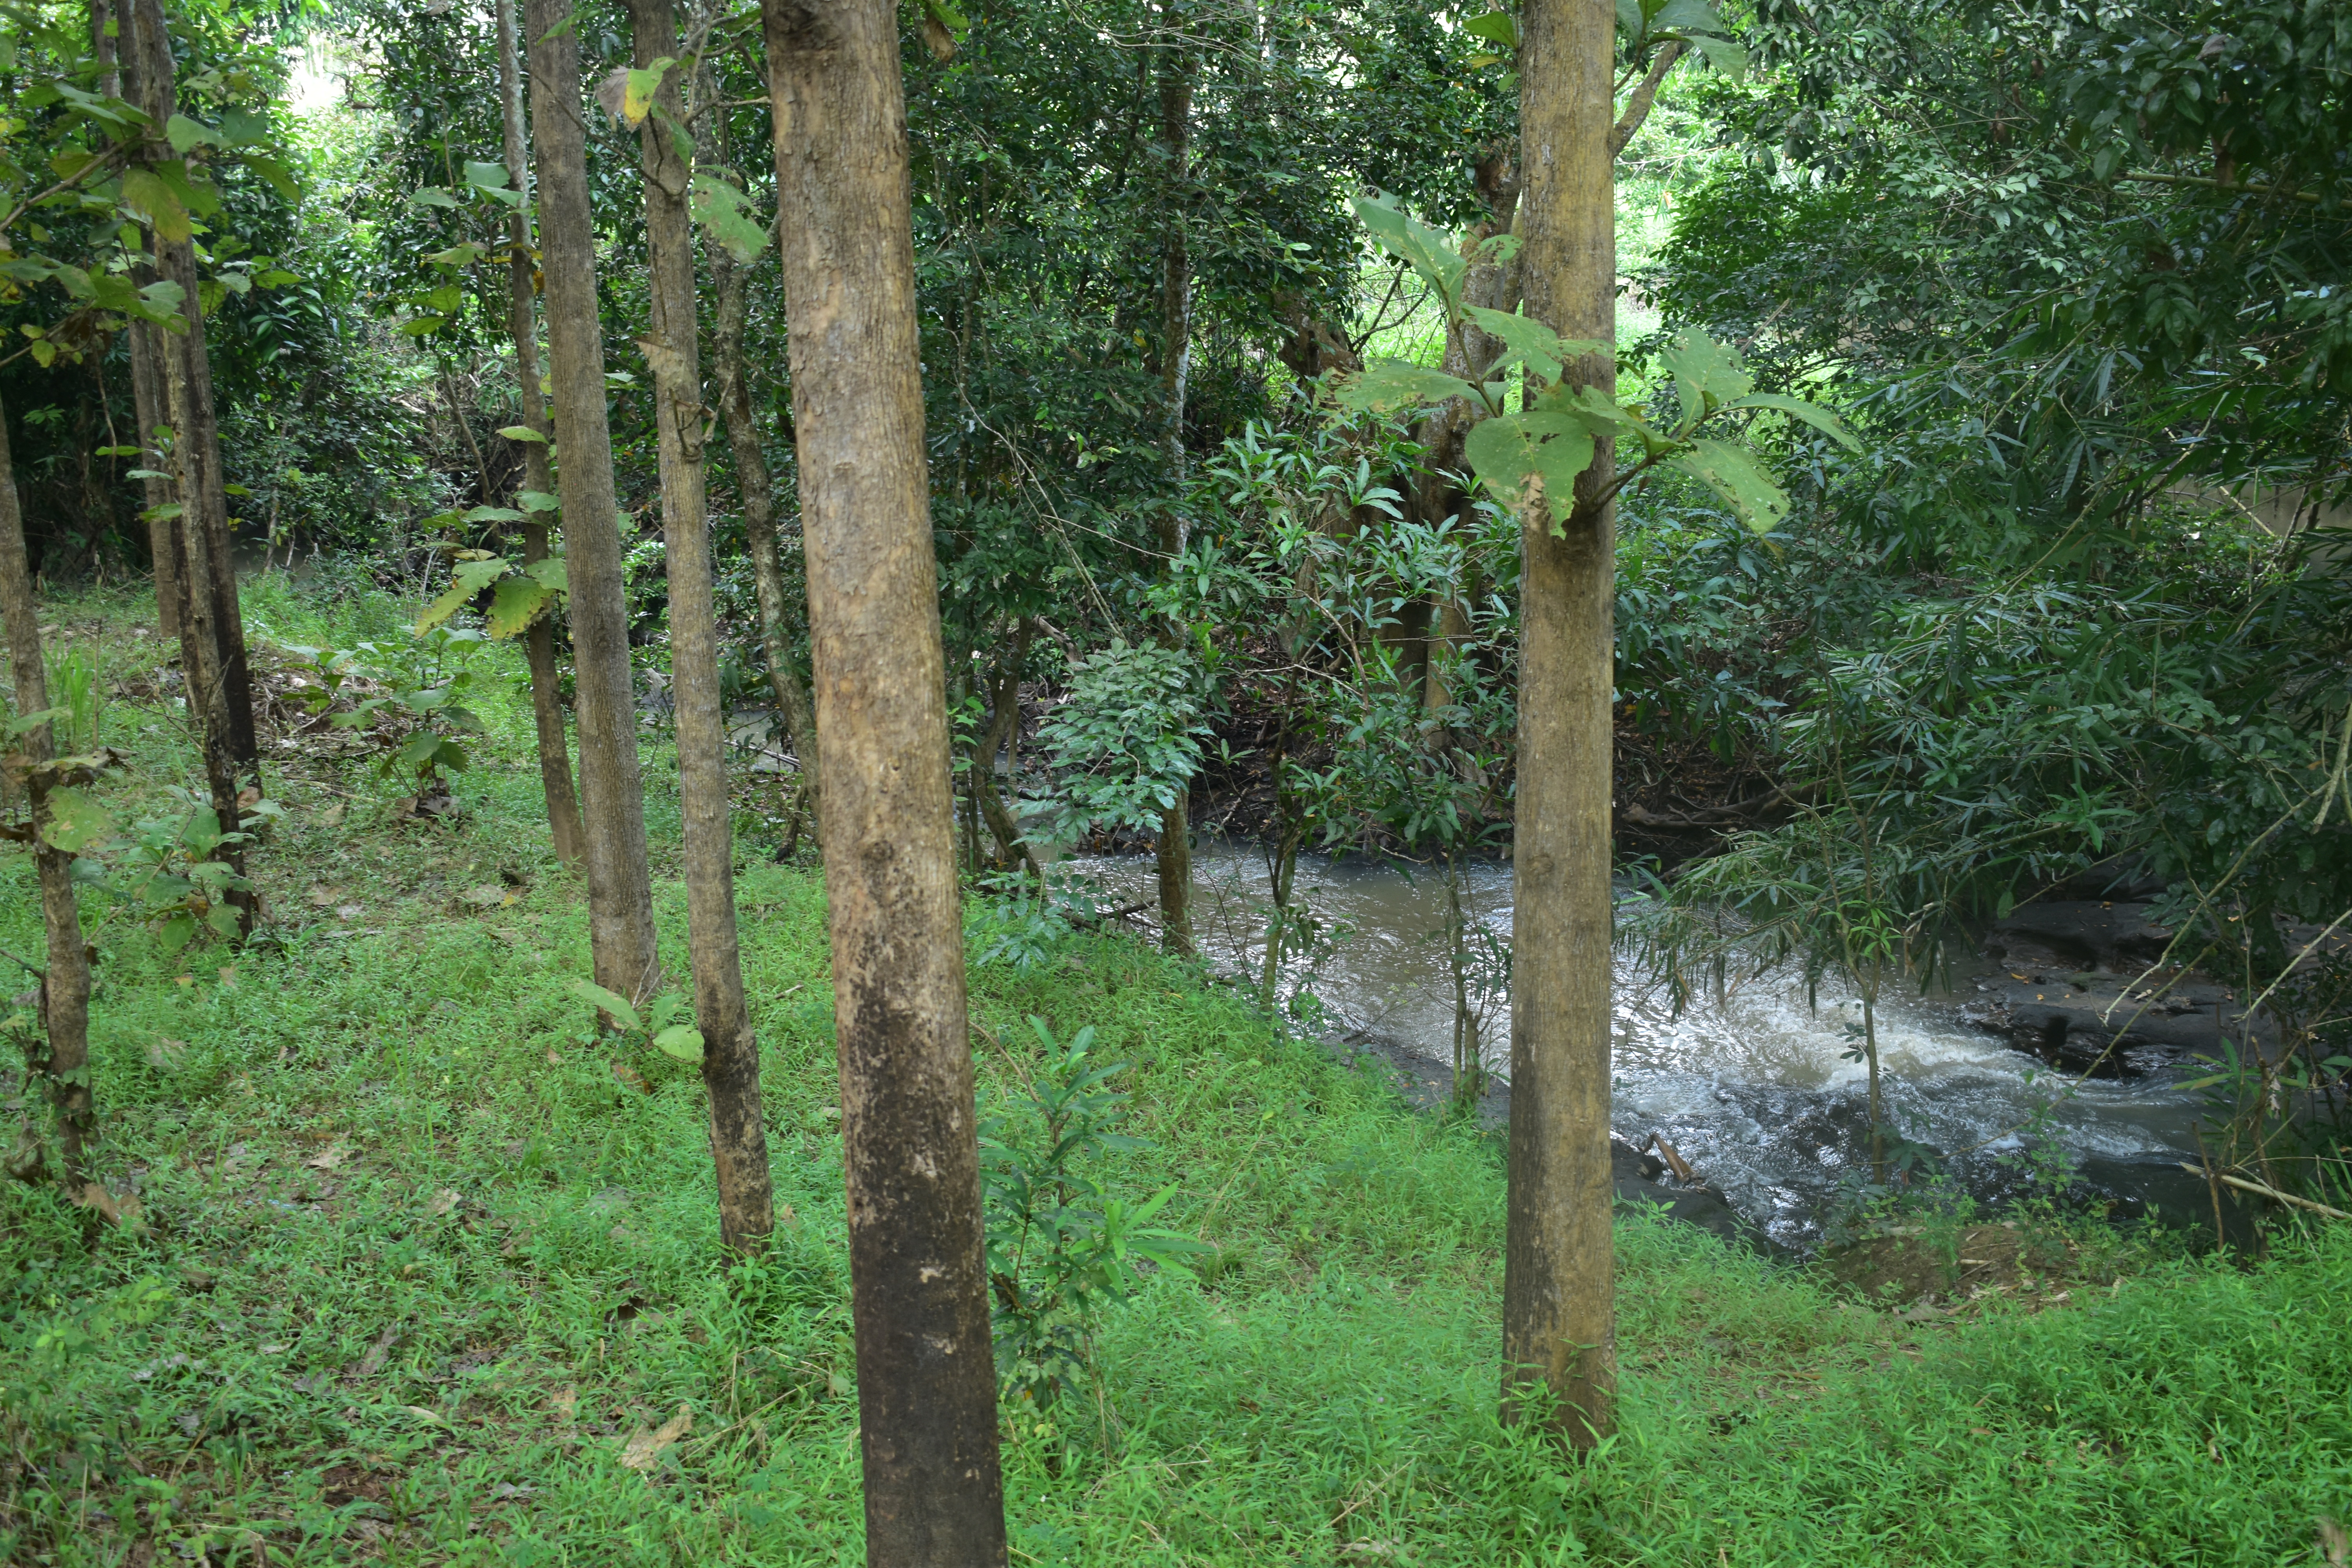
1074,839 -> 2214,1249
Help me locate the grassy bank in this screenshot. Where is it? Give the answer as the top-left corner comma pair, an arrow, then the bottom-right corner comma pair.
2,578 -> 2347,1566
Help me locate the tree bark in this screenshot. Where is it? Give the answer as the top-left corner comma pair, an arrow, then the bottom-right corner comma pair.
126,0 -> 257,793
972,619 -> 1042,881
528,0 -> 663,1004
694,62 -> 822,810
124,312 -> 182,643
1151,41 -> 1196,955
629,0 -> 774,1259
1503,0 -> 1618,1446
763,0 -> 1007,1559
495,0 -> 586,868
0,401 -> 95,1191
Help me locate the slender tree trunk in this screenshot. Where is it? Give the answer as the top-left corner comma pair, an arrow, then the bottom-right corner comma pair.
763,1 -> 1007,1559
496,0 -> 586,867
1151,43 -> 1197,956
1503,0 -> 1618,1446
528,0 -> 662,1003
629,0 -> 774,1258
702,181 -> 821,808
0,400 -> 94,1191
125,313 -> 182,643
972,619 -> 1041,882
126,0 -> 256,793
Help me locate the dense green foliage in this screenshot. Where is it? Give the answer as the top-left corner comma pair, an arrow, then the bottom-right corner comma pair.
3,584 -> 2347,1566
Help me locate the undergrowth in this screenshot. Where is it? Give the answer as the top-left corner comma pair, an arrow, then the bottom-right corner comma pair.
0,577 -> 2345,1566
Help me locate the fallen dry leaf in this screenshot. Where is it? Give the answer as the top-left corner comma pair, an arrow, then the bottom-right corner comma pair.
145,1037 -> 187,1071
550,1386 -> 578,1421
336,903 -> 365,920
545,1047 -> 564,1065
427,1188 -> 462,1216
218,967 -> 238,987
75,1182 -> 146,1233
2319,1517 -> 2347,1568
612,1062 -> 650,1094
356,1325 -> 401,1376
618,1403 -> 692,1470
403,1405 -> 449,1427
307,886 -> 339,908
460,884 -> 510,909
305,1143 -> 349,1172
319,803 -> 347,828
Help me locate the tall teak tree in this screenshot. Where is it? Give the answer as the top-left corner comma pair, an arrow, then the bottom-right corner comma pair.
1504,0 -> 1619,1444
626,0 -> 774,1256
526,0 -> 662,1002
495,0 -> 586,868
0,399 -> 95,1191
763,0 -> 1007,1559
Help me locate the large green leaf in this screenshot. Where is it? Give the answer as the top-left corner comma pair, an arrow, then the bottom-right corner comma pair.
121,167 -> 189,241
652,1024 -> 705,1063
1670,437 -> 1789,534
690,172 -> 769,265
40,786 -> 113,852
567,979 -> 641,1033
1464,306 -> 1607,386
1332,360 -> 1481,415
461,160 -> 510,189
623,57 -> 676,126
1464,412 -> 1599,527
521,557 -> 568,593
1350,194 -> 1466,314
1462,10 -> 1517,46
486,576 -> 552,639
1725,392 -> 1864,452
1659,328 -> 1754,430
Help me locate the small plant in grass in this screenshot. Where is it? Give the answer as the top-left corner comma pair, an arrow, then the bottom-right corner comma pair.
284,627 -> 490,803
980,1016 -> 1207,1410
566,979 -> 705,1065
108,786 -> 277,953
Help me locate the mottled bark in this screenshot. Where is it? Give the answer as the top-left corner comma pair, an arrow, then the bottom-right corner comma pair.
630,0 -> 773,1258
127,0 -> 256,788
528,0 -> 662,1002
763,0 -> 1007,1559
124,312 -> 181,643
1503,0 -> 1618,1445
495,0 -> 586,867
0,400 -> 94,1190
1151,42 -> 1196,956
972,619 -> 1042,882
694,66 -> 820,809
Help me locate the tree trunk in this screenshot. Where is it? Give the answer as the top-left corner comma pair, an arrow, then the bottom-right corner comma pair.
972,619 -> 1041,881
1151,42 -> 1196,955
630,0 -> 774,1259
695,77 -> 822,811
126,0 -> 257,797
763,0 -> 1007,1559
0,399 -> 95,1191
528,0 -> 662,1004
495,0 -> 586,868
1503,0 -> 1617,1446
124,312 -> 182,644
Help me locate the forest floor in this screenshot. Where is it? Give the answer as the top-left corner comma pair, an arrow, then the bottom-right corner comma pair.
2,577 -> 2348,1566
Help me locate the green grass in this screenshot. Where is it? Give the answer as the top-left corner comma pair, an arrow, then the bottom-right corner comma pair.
3,576 -> 2348,1566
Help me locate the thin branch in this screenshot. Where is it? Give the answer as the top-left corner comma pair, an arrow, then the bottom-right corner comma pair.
1609,42 -> 1684,160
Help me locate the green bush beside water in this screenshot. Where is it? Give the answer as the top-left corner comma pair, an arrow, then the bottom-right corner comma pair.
1,584 -> 2345,1565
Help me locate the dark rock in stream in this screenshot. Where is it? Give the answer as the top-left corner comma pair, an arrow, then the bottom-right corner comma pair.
1334,1031 -> 1790,1258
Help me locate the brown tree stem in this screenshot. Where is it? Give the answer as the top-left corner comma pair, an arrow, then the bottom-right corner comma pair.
0,398 -> 94,1190
1504,0 -> 1619,1446
630,0 -> 774,1259
764,0 -> 1008,1557
495,0 -> 586,867
529,0 -> 663,1002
